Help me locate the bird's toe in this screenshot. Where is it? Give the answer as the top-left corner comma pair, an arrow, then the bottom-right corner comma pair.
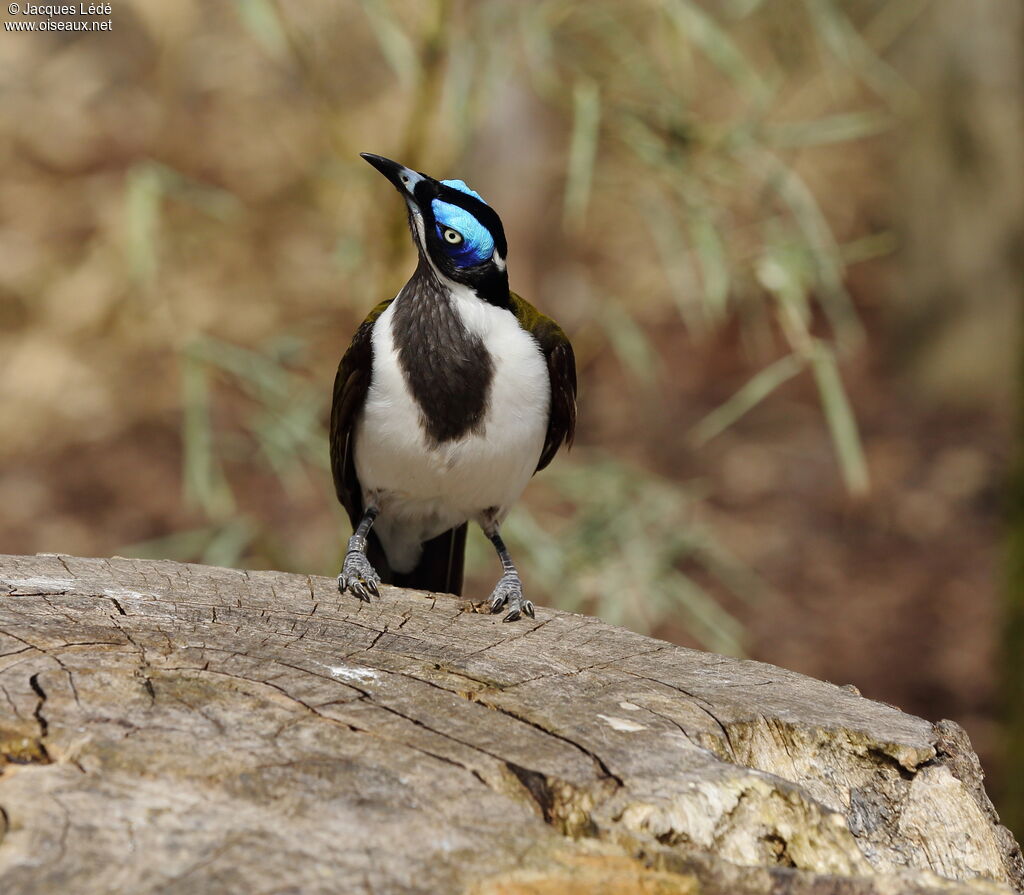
339,552 -> 381,603
489,574 -> 534,623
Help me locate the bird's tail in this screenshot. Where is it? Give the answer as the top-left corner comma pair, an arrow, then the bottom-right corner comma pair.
368,524 -> 467,597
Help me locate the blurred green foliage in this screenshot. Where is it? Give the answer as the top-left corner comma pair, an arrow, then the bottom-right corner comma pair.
118,0 -> 913,652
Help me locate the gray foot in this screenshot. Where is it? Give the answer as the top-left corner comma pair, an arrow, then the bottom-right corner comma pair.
338,552 -> 381,602
488,573 -> 534,622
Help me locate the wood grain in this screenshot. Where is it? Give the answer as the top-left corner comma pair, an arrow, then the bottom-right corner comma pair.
0,554 -> 1020,894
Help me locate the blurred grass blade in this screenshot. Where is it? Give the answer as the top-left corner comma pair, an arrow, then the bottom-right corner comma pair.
125,162 -> 163,289
690,531 -> 782,609
767,110 -> 893,148
803,0 -> 916,109
662,576 -> 745,656
688,210 -> 730,323
755,149 -> 865,349
757,237 -> 812,342
563,78 -> 601,230
645,196 -> 706,335
445,40 -> 477,150
754,235 -> 868,496
618,112 -> 671,170
863,0 -> 932,53
810,342 -> 870,495
202,519 -> 256,569
234,0 -> 289,59
190,338 -> 290,402
516,2 -> 560,99
690,353 -> 806,446
181,343 -> 236,518
147,162 -> 243,221
663,0 -> 769,103
118,526 -> 223,562
585,5 -> 665,98
501,506 -> 566,584
189,336 -> 331,483
725,0 -> 768,18
839,231 -> 897,265
358,0 -> 420,88
598,299 -> 659,386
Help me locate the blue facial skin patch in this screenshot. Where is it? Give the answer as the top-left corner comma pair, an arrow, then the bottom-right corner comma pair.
432,180 -> 494,268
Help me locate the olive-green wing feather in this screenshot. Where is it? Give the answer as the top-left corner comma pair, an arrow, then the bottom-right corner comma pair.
329,298 -> 393,529
510,292 -> 577,472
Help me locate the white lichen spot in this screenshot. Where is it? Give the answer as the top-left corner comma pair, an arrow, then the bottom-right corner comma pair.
597,714 -> 647,733
103,587 -> 158,601
2,576 -> 75,591
618,701 -> 641,711
326,665 -> 379,682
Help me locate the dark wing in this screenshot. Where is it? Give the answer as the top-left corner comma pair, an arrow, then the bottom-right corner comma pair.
329,299 -> 393,530
509,292 -> 578,472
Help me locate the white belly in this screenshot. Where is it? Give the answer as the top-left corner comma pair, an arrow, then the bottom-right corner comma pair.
353,292 -> 550,572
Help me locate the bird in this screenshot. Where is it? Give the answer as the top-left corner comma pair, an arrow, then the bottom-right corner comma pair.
330,153 -> 577,622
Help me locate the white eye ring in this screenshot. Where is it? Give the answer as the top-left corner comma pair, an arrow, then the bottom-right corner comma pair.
442,228 -> 463,245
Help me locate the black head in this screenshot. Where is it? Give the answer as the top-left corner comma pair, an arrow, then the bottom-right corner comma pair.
360,153 -> 509,305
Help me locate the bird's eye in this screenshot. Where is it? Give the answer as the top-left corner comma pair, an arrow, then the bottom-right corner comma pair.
401,175 -> 410,184
442,228 -> 463,245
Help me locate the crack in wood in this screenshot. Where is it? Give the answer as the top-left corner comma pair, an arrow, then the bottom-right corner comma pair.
26,672 -> 52,764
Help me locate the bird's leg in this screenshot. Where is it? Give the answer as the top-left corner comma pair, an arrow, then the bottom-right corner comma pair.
338,506 -> 382,602
484,526 -> 534,622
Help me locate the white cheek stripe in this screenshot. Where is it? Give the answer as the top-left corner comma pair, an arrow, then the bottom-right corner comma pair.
410,213 -> 466,295
412,212 -> 426,247
492,250 -> 506,271
401,169 -> 426,195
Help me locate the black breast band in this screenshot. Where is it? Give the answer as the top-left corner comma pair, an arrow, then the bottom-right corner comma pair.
391,262 -> 494,445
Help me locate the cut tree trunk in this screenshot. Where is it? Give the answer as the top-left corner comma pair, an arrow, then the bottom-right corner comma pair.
0,554 -> 1021,895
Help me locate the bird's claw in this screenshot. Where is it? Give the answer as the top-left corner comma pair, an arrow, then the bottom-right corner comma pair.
502,600 -> 535,623
338,552 -> 382,603
488,573 -> 534,622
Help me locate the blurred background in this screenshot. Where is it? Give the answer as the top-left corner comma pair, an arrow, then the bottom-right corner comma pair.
1,0 -> 1022,836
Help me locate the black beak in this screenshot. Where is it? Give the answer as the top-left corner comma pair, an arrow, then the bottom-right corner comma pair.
360,153 -> 427,202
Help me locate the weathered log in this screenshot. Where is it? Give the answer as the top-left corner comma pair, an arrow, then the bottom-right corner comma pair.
0,554 -> 1020,894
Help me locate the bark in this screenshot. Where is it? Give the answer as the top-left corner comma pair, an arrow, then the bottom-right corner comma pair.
0,554 -> 1021,895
